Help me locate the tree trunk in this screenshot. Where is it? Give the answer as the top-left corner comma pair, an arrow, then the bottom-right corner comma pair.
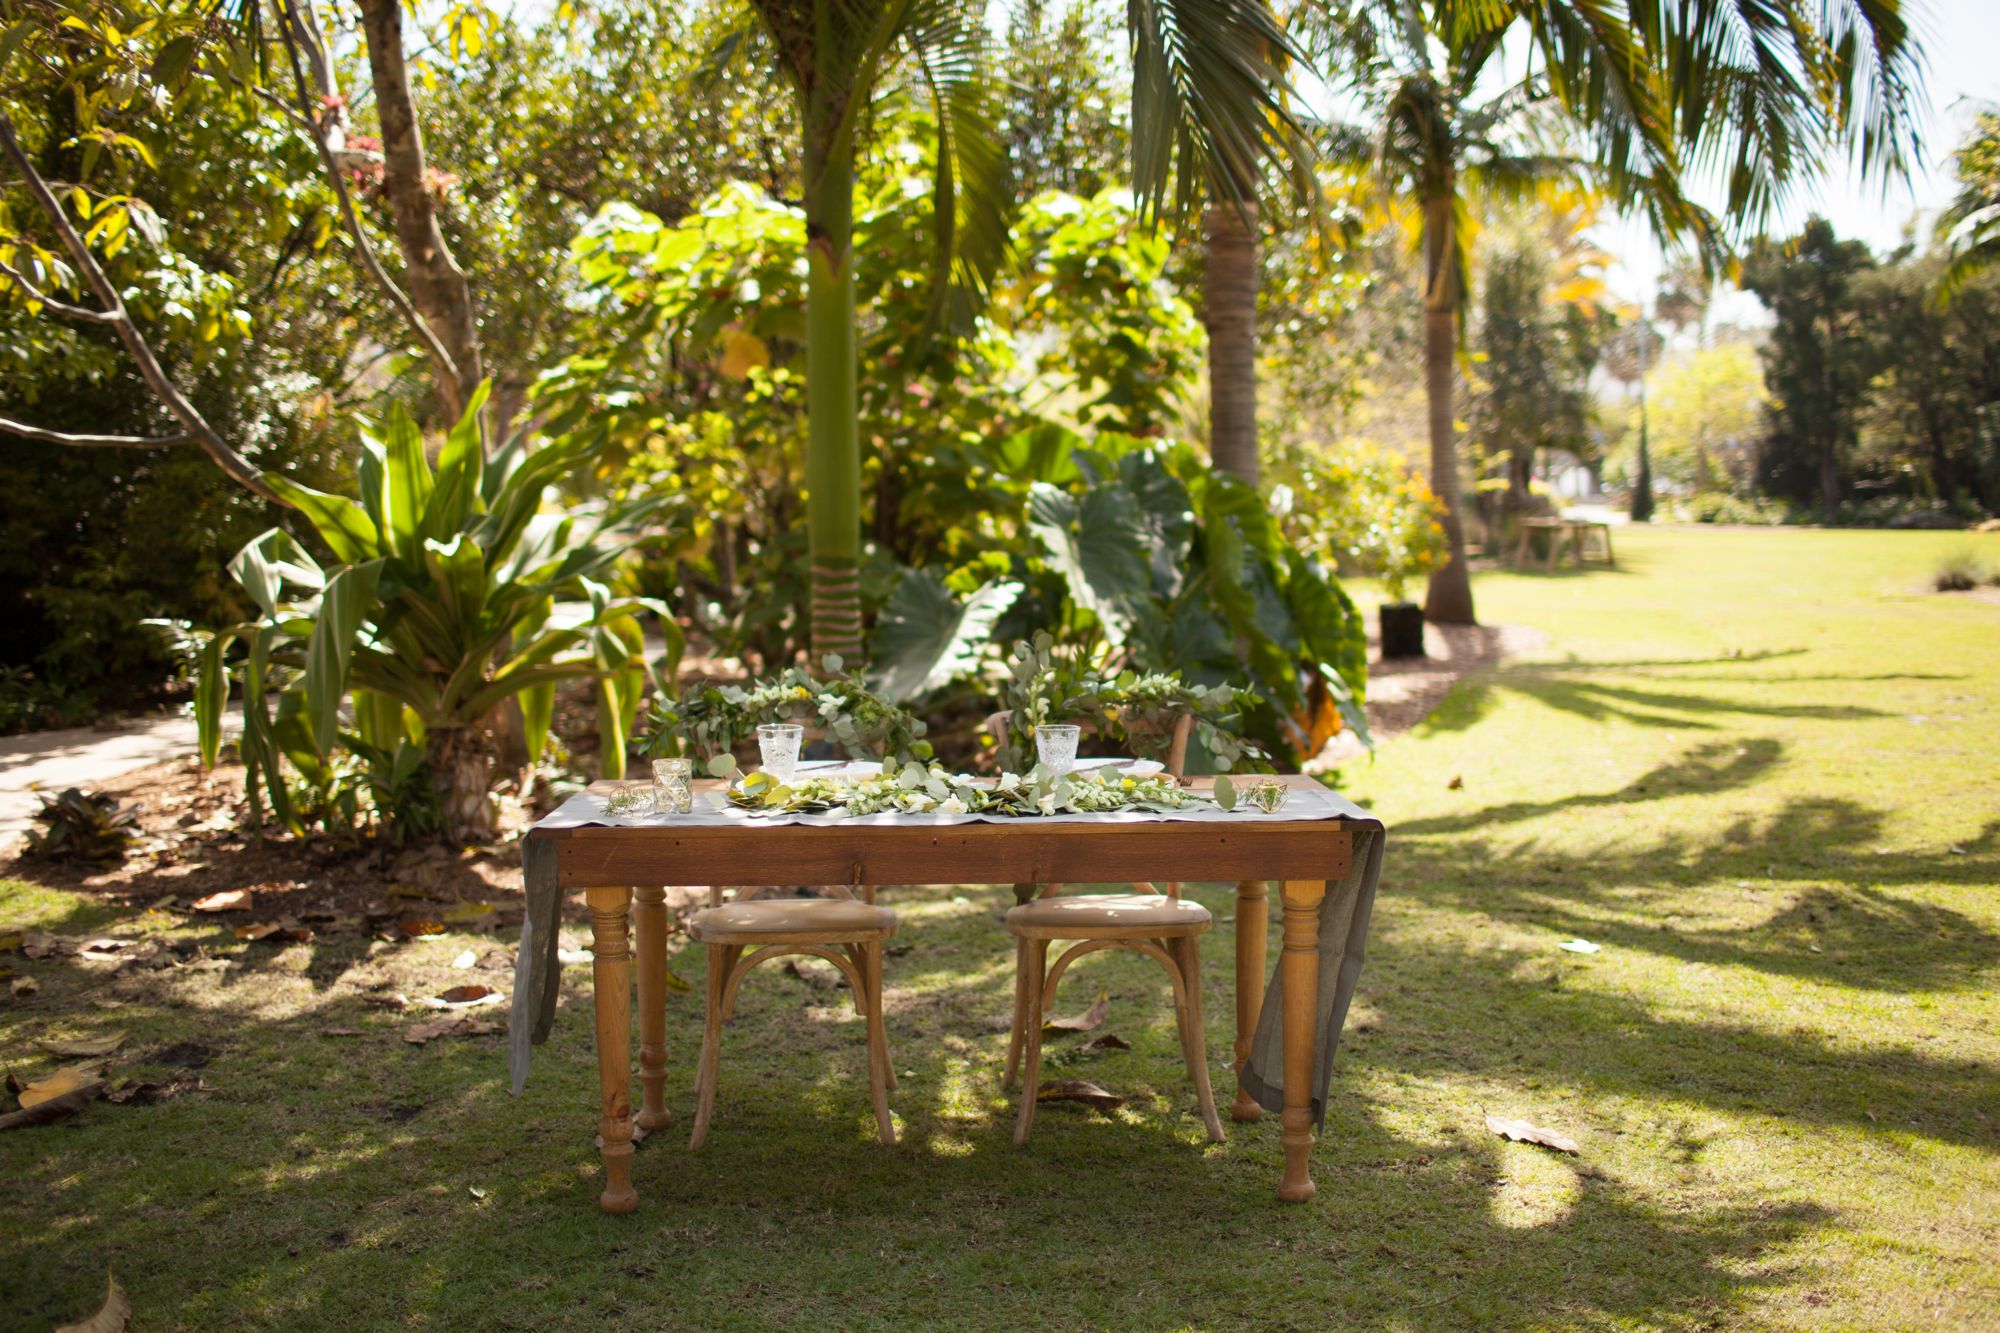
802,87 -> 864,669
356,0 -> 484,423
427,725 -> 495,843
1204,201 -> 1258,487
1819,430 -> 1840,520
1420,189 -> 1475,625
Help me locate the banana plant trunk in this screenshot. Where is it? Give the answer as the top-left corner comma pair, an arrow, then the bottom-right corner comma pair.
1420,186 -> 1476,625
427,726 -> 496,843
1205,201 -> 1259,486
802,90 -> 865,668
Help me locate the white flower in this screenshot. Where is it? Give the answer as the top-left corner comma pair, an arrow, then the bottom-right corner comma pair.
817,694 -> 845,718
940,796 -> 968,815
1037,793 -> 1057,816
905,793 -> 936,812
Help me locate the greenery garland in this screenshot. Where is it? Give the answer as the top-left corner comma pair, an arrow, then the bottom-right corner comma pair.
716,753 -> 1243,819
645,655 -> 933,762
999,633 -> 1268,773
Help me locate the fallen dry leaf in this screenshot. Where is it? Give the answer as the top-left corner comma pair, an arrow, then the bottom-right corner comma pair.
191,889 -> 251,913
23,930 -> 61,959
1045,991 -> 1110,1033
40,1031 -> 126,1059
20,1064 -> 103,1109
233,922 -> 314,944
1,1077 -> 104,1129
321,1027 -> 365,1038
433,984 -> 502,1007
442,901 -> 496,926
1485,1114 -> 1581,1154
11,975 -> 38,998
556,947 -> 592,965
55,1270 -> 129,1333
1036,1079 -> 1124,1112
451,948 -> 478,970
0,931 -> 21,952
397,917 -> 447,940
469,1185 -> 488,1200
1081,1033 -> 1132,1053
1447,774 -> 1464,790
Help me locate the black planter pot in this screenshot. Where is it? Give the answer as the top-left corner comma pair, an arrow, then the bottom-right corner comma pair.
1379,601 -> 1426,659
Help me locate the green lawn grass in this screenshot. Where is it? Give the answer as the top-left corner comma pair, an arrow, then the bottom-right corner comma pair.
3,525 -> 1997,1331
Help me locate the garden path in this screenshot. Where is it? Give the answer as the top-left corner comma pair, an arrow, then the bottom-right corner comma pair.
0,709 -> 238,840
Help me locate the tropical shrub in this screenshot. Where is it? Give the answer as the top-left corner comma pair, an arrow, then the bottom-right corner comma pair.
24,788 -> 139,864
934,427 -> 1369,766
1270,441 -> 1449,603
190,387 -> 678,842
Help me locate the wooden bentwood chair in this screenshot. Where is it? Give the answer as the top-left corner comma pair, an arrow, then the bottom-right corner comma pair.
686,887 -> 899,1148
994,711 -> 1227,1146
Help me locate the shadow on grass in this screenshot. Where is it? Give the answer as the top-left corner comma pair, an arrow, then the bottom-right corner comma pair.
0,931 -> 1845,1332
1418,662 -> 1899,738
1393,749 -> 2000,996
1,859 -> 1911,1332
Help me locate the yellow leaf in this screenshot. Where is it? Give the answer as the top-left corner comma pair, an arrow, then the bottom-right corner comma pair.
19,1063 -> 99,1109
718,325 -> 769,379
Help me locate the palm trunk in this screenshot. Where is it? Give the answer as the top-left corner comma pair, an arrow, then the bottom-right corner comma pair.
802,88 -> 864,669
1204,202 -> 1258,485
1420,187 -> 1475,625
427,725 -> 495,843
357,0 -> 484,423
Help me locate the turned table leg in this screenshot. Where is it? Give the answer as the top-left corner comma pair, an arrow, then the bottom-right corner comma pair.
588,886 -> 638,1214
633,886 -> 670,1132
1277,879 -> 1326,1203
1231,879 -> 1267,1122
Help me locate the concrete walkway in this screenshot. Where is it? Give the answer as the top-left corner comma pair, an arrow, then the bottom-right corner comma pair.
0,710 -> 237,838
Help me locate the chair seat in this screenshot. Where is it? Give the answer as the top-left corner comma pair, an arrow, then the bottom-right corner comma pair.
1005,893 -> 1211,940
690,897 -> 897,943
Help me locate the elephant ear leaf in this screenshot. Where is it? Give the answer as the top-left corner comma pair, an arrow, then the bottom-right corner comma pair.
871,570 -> 1022,701
1027,482 -> 1152,646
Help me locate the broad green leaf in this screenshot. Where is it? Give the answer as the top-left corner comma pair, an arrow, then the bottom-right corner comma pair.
380,401 -> 433,557
1027,482 -> 1152,645
304,561 -> 383,755
871,570 -> 1021,701
265,475 -> 379,564
1213,774 -> 1237,811
228,529 -> 323,617
519,682 -> 555,764
421,380 -> 489,541
194,631 -> 228,769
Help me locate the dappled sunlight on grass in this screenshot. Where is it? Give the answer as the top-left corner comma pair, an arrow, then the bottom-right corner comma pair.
1,527 -> 1996,1328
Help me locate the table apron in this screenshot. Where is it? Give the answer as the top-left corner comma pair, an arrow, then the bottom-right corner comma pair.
543,823 -> 1354,887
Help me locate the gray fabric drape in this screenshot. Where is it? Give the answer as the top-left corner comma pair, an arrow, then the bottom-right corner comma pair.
1237,830 -> 1385,1127
508,835 -> 563,1096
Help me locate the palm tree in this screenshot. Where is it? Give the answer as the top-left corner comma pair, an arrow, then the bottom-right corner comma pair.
1301,0 -> 1925,625
735,0 -> 1309,664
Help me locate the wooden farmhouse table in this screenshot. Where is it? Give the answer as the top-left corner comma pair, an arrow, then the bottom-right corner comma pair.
519,773 -> 1380,1212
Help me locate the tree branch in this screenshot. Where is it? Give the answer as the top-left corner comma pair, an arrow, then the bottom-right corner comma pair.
0,256 -> 120,323
0,416 -> 197,447
0,111 -> 277,502
266,0 -> 464,400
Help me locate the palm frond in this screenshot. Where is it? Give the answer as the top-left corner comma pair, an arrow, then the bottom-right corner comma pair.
1126,0 -> 1314,221
897,0 -> 1014,341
